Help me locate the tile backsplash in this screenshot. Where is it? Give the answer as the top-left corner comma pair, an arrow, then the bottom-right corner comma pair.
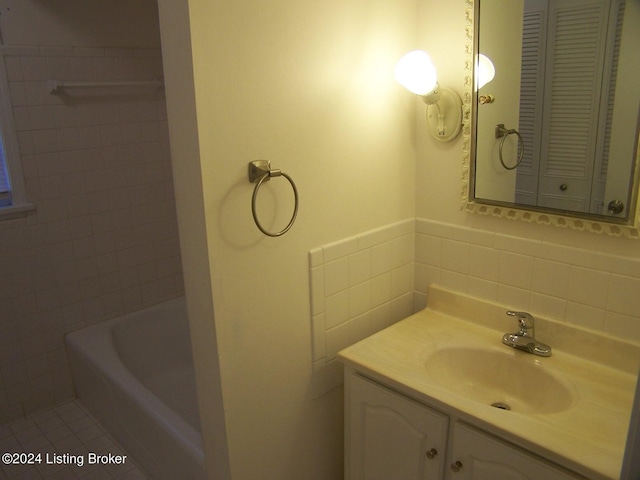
308,219 -> 416,397
0,45 -> 183,423
415,218 -> 640,342
309,217 -> 640,396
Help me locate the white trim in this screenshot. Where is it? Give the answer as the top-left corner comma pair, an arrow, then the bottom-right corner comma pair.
0,202 -> 36,220
0,38 -> 31,216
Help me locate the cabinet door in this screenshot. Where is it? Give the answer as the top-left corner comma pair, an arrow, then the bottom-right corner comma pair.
448,423 -> 582,480
348,374 -> 448,480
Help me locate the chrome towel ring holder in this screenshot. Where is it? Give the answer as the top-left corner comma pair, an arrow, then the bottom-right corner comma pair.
248,160 -> 299,237
495,124 -> 524,170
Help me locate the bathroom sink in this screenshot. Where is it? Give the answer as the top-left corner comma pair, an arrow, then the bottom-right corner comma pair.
424,347 -> 574,414
339,286 -> 639,479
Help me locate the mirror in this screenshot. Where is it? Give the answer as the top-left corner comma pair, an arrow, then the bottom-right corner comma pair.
464,0 -> 640,238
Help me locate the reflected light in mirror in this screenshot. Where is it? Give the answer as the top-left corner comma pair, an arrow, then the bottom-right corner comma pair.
394,50 -> 437,96
475,53 -> 495,90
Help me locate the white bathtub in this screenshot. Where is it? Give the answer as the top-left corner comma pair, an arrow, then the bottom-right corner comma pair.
65,297 -> 206,480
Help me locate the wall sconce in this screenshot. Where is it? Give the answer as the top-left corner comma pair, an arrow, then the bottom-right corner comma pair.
394,50 -> 462,142
475,54 -> 495,90
476,54 -> 496,104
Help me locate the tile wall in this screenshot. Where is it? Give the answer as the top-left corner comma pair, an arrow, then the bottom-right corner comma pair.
308,219 -> 416,397
415,218 -> 640,343
309,217 -> 640,395
0,45 -> 183,424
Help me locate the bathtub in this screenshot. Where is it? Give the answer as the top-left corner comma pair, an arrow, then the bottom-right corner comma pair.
65,297 -> 206,480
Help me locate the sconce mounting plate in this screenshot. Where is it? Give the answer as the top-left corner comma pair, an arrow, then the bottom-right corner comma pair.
425,87 -> 462,142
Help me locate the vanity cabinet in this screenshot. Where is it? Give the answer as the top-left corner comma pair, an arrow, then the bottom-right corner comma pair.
346,372 -> 583,480
347,373 -> 448,479
449,422 -> 582,480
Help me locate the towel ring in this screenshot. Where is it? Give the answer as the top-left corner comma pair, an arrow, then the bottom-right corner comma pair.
248,160 -> 299,237
495,124 -> 524,170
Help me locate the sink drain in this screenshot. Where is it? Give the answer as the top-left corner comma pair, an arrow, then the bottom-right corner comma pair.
491,402 -> 511,411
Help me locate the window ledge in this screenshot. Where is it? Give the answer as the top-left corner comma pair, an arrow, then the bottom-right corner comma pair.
0,202 -> 36,221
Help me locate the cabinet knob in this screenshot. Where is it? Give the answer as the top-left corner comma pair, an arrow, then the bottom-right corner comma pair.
450,460 -> 463,473
608,200 -> 624,214
425,448 -> 438,459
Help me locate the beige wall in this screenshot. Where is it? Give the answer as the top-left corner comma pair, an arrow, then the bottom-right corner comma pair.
473,0 -> 522,202
159,0 -> 417,478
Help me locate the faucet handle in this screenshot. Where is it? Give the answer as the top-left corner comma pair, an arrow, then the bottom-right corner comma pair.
506,310 -> 535,331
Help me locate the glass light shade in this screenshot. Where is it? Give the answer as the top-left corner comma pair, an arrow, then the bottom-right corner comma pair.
394,50 -> 438,96
475,54 -> 495,90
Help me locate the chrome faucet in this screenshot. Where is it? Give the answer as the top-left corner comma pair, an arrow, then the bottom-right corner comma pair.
502,311 -> 552,357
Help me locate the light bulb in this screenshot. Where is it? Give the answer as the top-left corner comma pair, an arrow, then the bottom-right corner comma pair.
394,50 -> 438,96
475,54 -> 495,90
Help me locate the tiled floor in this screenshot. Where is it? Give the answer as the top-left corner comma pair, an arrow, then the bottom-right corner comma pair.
0,400 -> 148,480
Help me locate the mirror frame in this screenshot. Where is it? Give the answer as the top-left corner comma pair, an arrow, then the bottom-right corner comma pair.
462,0 -> 640,239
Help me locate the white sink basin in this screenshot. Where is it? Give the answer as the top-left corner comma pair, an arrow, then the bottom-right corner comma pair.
424,347 -> 574,414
